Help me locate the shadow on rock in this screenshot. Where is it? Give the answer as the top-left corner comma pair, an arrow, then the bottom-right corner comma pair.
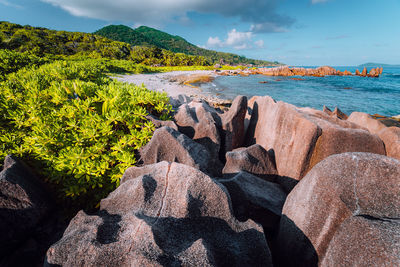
133,192 -> 271,266
273,215 -> 318,267
96,210 -> 122,245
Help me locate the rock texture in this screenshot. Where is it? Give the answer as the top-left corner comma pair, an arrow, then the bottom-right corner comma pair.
220,95 -> 247,153
146,114 -> 178,131
219,171 -> 286,229
222,144 -> 277,181
321,216 -> 400,266
245,96 -> 385,182
220,65 -> 382,78
45,162 -> 272,266
347,111 -> 387,134
0,156 -> 65,267
140,126 -> 221,176
323,106 -> 348,120
174,99 -> 222,161
276,153 -> 400,266
378,126 -> 400,160
0,156 -> 51,258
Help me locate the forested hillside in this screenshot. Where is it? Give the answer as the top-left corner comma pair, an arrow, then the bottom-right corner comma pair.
95,25 -> 278,66
0,21 -> 209,66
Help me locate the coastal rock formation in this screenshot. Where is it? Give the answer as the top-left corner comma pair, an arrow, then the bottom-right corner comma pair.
45,162 -> 272,266
347,111 -> 387,134
0,156 -> 60,266
174,99 -> 222,162
361,67 -> 368,76
377,126 -> 400,160
225,65 -> 382,78
139,126 -> 220,176
174,95 -> 248,160
222,144 -> 277,181
276,152 -> 400,266
146,114 -> 178,131
220,95 -> 247,153
0,156 -> 50,255
169,94 -> 192,108
245,96 -> 385,183
321,216 -> 400,266
322,106 -> 348,120
219,171 -> 287,229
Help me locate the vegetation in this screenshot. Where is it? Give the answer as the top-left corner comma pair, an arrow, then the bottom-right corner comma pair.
0,50 -> 172,209
95,24 -> 278,66
0,20 -> 271,210
0,21 -> 209,66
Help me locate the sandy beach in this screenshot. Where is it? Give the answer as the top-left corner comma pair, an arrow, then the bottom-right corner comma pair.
114,70 -> 217,98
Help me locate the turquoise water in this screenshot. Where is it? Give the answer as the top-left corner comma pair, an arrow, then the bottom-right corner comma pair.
199,66 -> 400,117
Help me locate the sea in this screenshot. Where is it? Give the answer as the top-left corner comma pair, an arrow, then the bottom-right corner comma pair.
199,66 -> 400,117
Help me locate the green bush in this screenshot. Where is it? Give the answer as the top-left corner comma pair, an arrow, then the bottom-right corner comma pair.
0,49 -> 49,80
0,59 -> 172,207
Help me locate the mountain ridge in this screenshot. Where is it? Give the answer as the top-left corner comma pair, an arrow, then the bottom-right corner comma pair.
94,24 -> 278,66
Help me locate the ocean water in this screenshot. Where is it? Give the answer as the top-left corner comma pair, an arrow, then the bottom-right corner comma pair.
199,66 -> 400,117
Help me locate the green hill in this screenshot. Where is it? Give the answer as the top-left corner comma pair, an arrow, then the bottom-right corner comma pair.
0,21 -> 210,66
0,21 -> 132,59
94,25 -> 160,47
95,25 -> 277,66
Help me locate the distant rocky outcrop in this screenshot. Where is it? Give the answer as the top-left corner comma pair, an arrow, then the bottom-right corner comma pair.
219,65 -> 383,77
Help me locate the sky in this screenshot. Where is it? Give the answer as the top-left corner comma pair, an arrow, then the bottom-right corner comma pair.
1,0 -> 399,66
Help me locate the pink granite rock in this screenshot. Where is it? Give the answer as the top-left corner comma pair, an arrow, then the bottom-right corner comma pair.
245,96 -> 385,183
46,162 -> 272,266
276,153 -> 400,266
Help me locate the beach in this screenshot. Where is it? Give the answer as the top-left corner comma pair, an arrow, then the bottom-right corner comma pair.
114,70 -> 216,98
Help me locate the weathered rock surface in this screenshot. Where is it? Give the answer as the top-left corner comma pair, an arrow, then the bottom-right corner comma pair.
0,156 -> 51,258
322,106 -> 348,120
45,162 -> 272,266
321,216 -> 400,266
361,67 -> 368,76
146,114 -> 178,131
347,111 -> 387,134
276,153 -> 400,266
222,144 -> 277,181
245,96 -> 385,182
220,95 -> 247,153
174,99 -> 222,161
219,171 -> 286,229
169,94 -> 192,109
378,126 -> 400,160
140,126 -> 221,176
0,156 -> 65,267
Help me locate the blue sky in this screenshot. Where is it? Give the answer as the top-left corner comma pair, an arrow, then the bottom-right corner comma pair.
1,0 -> 399,66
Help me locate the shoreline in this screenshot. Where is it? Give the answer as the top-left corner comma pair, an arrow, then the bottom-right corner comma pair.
114,70 -> 400,122
114,70 -> 233,108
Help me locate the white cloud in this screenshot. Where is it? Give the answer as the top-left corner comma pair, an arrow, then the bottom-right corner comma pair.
207,36 -> 224,48
225,29 -> 253,49
0,0 -> 23,8
255,40 -> 265,48
41,0 -> 294,32
206,29 -> 264,50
